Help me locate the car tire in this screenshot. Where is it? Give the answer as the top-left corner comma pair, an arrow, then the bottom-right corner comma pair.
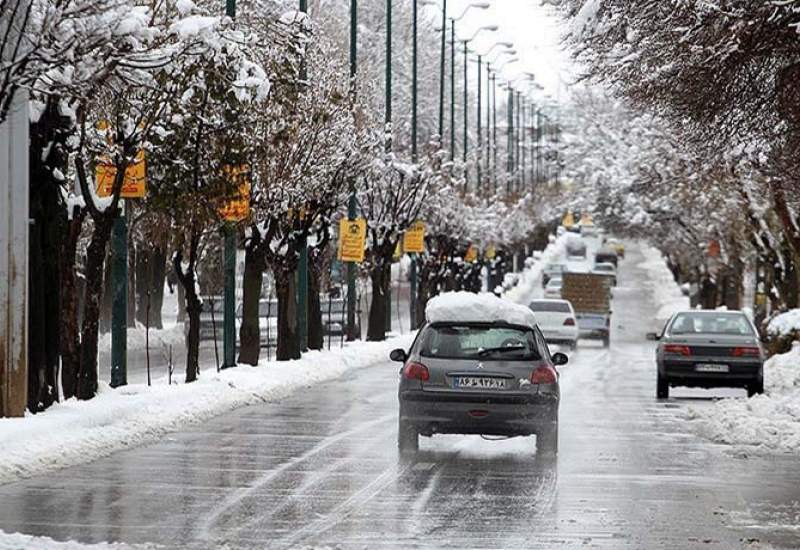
398,418 -> 419,453
747,381 -> 764,397
657,373 -> 669,399
537,422 -> 559,456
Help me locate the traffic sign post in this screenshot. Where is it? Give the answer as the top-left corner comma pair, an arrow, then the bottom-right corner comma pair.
110,201 -> 127,388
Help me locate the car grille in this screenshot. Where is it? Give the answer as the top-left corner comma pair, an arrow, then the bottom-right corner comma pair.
690,346 -> 733,357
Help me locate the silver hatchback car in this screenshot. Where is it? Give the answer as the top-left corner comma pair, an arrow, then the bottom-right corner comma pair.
391,316 -> 566,456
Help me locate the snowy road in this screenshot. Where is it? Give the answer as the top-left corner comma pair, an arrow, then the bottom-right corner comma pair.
2,244 -> 800,549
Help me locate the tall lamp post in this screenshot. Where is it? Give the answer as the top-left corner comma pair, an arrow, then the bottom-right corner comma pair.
479,43 -> 513,192
491,56 -> 518,191
346,0 -> 358,340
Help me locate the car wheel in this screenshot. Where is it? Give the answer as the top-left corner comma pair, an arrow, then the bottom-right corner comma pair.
537,422 -> 559,456
398,418 -> 418,453
747,381 -> 764,397
657,373 -> 669,399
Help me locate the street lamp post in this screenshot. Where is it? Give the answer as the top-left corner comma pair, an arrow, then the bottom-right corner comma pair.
296,0 -> 310,354
346,0 -> 358,341
410,0 -> 418,330
506,85 -> 513,195
384,0 -> 392,331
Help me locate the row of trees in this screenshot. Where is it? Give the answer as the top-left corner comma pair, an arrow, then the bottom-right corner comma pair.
2,0 -> 561,414
551,0 -> 800,327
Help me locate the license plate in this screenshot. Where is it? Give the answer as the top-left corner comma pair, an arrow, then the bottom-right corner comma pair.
454,377 -> 507,390
695,363 -> 729,373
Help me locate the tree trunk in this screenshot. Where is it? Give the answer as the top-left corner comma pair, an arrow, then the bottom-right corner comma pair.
308,260 -> 324,350
177,281 -> 187,322
275,269 -> 300,361
60,208 -> 85,400
174,232 -> 202,383
149,246 -> 167,330
238,237 -> 265,366
367,265 -> 387,341
77,217 -> 115,400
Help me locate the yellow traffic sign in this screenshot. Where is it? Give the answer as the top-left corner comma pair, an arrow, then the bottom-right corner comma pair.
485,245 -> 496,260
220,165 -> 251,222
96,151 -> 147,198
338,218 -> 367,263
562,211 -> 575,228
403,221 -> 426,253
579,212 -> 593,226
465,245 -> 478,263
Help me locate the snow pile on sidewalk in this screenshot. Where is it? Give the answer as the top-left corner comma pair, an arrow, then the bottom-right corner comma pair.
0,530 -> 148,549
503,233 -> 569,306
0,335 -> 413,485
98,323 -> 185,354
688,343 -> 800,452
638,246 -> 689,322
766,309 -> 800,338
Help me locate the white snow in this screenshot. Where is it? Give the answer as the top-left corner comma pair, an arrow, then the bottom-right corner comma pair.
426,292 -> 538,329
767,309 -> 800,338
638,246 -> 690,322
0,335 -> 413,484
0,530 -> 144,549
502,232 -> 570,306
98,323 -> 184,354
688,343 -> 800,453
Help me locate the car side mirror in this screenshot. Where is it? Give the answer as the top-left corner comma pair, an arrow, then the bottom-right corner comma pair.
552,352 -> 568,366
389,348 -> 407,363
646,332 -> 660,341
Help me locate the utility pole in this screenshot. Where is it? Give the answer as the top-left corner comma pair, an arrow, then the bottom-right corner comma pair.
384,0 -> 392,331
346,0 -> 359,341
462,40 -> 469,190
221,0 -> 237,368
110,203 -> 127,387
476,55 -> 482,192
450,20 -> 456,164
438,0 -> 447,146
0,59 -> 29,417
410,0 -> 418,330
297,0 -> 309,353
486,64 -> 492,191
506,87 -> 513,195
492,73 -> 498,192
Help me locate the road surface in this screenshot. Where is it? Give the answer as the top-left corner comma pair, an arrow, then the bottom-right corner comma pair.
2,243 -> 799,549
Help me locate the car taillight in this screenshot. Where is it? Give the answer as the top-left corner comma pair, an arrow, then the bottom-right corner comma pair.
663,344 -> 691,356
563,318 -> 576,326
403,361 -> 430,382
531,366 -> 557,385
732,347 -> 760,358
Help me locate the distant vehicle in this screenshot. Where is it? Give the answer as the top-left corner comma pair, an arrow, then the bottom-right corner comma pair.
193,296 -> 225,341
566,237 -> 587,259
529,299 -> 578,350
592,262 -> 617,286
648,310 -> 764,399
543,276 -> 563,299
580,225 -> 598,238
606,238 -> 625,258
594,247 -> 619,268
542,263 -> 565,287
561,272 -> 612,347
321,296 -> 361,336
392,292 -> 566,456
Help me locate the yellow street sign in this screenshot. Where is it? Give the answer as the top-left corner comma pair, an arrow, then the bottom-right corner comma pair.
403,221 -> 426,253
338,218 -> 367,263
579,212 -> 593,226
465,245 -> 478,263
562,211 -> 575,228
220,165 -> 251,222
393,240 -> 402,260
96,150 -> 147,198
484,245 -> 496,260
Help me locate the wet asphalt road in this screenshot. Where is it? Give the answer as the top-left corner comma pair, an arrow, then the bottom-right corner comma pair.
2,244 -> 800,549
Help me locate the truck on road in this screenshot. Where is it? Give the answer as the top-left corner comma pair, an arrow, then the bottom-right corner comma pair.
561,272 -> 612,347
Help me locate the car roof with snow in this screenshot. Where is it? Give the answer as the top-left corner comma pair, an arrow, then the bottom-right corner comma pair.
425,291 -> 538,329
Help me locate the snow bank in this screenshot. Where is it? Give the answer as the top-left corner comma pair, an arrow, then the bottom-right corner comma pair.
767,309 -> 800,338
0,336 -> 413,485
426,291 -> 537,328
502,233 -> 570,306
0,530 -> 144,549
638,246 -> 689,322
688,343 -> 800,452
98,323 -> 184,354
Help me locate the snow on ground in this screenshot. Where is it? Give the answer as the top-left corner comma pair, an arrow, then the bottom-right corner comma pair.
688,343 -> 800,453
638,245 -> 690,323
502,232 -> 570,306
0,335 -> 413,485
0,531 -> 150,549
98,323 -> 184,354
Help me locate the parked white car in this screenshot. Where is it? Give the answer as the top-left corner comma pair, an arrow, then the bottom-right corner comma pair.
528,299 -> 579,349
543,277 -> 563,299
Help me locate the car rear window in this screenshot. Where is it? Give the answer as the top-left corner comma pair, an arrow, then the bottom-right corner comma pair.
669,312 -> 754,336
418,324 -> 542,361
529,301 -> 570,313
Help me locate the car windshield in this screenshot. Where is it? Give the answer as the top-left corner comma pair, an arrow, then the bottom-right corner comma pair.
418,324 -> 541,361
529,301 -> 570,313
669,312 -> 754,336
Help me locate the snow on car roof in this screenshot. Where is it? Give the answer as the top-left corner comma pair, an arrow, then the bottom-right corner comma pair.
425,291 -> 538,329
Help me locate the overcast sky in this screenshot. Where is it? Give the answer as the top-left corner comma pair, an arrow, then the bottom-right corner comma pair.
421,0 -> 574,102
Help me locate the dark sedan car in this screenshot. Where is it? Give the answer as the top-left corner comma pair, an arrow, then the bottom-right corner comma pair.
648,310 -> 764,399
392,319 -> 566,456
